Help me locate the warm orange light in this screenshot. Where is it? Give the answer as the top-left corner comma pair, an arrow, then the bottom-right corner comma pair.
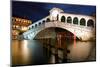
21,26 -> 28,31
12,30 -> 19,35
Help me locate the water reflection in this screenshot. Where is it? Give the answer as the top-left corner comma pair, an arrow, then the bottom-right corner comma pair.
67,41 -> 96,62
12,39 -> 96,66
12,40 -> 31,65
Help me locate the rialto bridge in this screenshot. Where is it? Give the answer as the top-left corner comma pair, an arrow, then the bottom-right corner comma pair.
22,7 -> 96,41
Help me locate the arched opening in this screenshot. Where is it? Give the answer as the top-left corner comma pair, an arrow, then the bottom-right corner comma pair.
80,18 -> 86,26
32,26 -> 34,29
73,17 -> 78,25
39,22 -> 41,26
61,16 -> 66,22
34,27 -> 79,40
35,24 -> 37,28
46,18 -> 50,22
67,16 -> 72,23
32,27 -> 80,62
42,20 -> 45,24
87,19 -> 94,27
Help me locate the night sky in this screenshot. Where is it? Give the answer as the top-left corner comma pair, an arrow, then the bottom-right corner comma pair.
12,1 -> 96,23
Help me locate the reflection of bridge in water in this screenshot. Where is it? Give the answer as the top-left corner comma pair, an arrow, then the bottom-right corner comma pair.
22,7 -> 95,41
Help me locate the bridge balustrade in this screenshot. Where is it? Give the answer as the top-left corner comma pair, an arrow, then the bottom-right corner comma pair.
22,14 -> 95,41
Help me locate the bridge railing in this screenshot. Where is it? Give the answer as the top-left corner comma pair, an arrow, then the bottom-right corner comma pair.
24,20 -> 95,34
22,22 -> 46,38
28,16 -> 50,29
22,20 -> 95,39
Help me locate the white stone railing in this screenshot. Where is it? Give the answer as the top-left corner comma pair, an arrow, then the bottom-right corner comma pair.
22,19 -> 95,41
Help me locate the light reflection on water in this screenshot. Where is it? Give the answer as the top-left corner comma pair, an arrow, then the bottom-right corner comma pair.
12,39 -> 96,66
67,41 -> 96,62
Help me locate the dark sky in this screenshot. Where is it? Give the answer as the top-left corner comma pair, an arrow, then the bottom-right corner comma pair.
12,1 -> 96,23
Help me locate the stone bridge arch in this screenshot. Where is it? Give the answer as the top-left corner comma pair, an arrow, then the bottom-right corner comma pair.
34,26 -> 79,40
23,21 -> 94,41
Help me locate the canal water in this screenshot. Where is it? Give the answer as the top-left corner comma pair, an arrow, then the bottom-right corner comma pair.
12,39 -> 96,66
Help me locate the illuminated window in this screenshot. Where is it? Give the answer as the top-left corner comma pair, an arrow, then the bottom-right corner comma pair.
16,25 -> 19,28
80,18 -> 86,26
18,19 -> 21,22
67,16 -> 72,23
87,19 -> 94,27
28,21 -> 30,24
21,26 -> 28,31
15,18 -> 19,21
73,17 -> 78,24
61,16 -> 66,22
29,21 -> 32,24
13,25 -> 16,28
22,19 -> 24,22
24,20 -> 26,22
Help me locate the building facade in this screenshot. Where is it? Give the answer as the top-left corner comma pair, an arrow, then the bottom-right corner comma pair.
12,17 -> 32,39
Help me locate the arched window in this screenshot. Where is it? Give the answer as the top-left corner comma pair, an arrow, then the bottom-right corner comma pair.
87,19 -> 94,27
42,20 -> 45,24
32,26 -> 34,28
67,16 -> 72,23
73,17 -> 78,24
46,18 -> 50,22
80,18 -> 86,26
35,24 -> 37,28
61,16 -> 66,22
39,22 -> 41,26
